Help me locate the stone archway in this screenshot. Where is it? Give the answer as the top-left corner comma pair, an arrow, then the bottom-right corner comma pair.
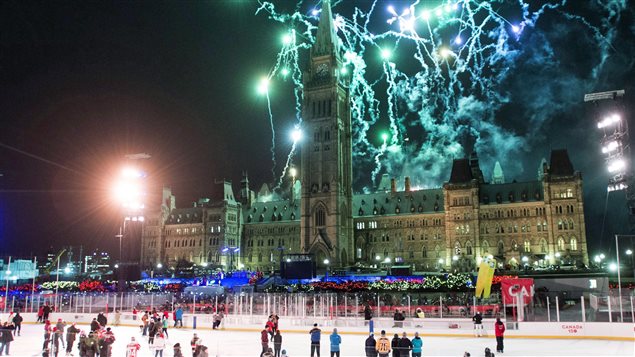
340,248 -> 348,266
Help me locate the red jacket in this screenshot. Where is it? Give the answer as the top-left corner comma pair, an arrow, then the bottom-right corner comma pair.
261,330 -> 269,343
495,322 -> 505,337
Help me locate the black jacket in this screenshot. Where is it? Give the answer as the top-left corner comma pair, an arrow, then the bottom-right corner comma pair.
398,337 -> 412,351
365,336 -> 376,351
12,314 -> 23,324
472,314 -> 483,324
364,306 -> 373,320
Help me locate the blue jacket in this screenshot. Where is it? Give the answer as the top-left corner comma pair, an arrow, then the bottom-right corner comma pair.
412,337 -> 423,353
330,333 -> 341,351
175,308 -> 183,319
310,327 -> 321,343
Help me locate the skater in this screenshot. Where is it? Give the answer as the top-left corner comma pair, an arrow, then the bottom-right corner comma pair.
141,312 -> 149,335
114,310 -> 121,326
411,332 -> 422,357
266,317 -> 275,341
90,318 -> 100,332
393,310 -> 404,328
391,333 -> 400,357
152,332 -> 166,357
175,306 -> 184,328
96,312 -> 107,327
273,330 -> 282,357
198,346 -> 210,357
11,312 -> 22,336
472,311 -> 483,337
66,322 -> 80,355
161,316 -> 169,338
309,323 -> 321,357
281,349 -> 288,357
43,303 -> 52,322
213,311 -> 223,329
99,327 -> 116,357
329,328 -> 341,357
56,319 -> 67,349
494,317 -> 505,353
37,305 -> 44,323
365,333 -> 377,357
261,325 -> 270,357
191,333 -> 201,357
148,319 -> 159,344
0,322 -> 14,356
375,330 -> 391,357
262,347 -> 275,357
43,321 -> 52,352
52,327 -> 61,357
126,337 -> 141,357
173,342 -> 184,357
398,332 -> 412,357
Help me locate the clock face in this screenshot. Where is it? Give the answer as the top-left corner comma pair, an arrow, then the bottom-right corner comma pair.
316,63 -> 329,77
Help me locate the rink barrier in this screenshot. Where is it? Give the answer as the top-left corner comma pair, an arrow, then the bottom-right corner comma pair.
7,312 -> 634,341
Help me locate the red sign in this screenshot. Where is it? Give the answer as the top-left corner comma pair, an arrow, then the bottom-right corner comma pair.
501,278 -> 534,305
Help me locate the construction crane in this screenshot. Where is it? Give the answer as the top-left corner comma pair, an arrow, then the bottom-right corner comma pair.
42,248 -> 66,275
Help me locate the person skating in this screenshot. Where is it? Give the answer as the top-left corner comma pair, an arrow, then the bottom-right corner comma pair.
96,312 -> 107,328
375,330 -> 391,357
37,306 -> 44,323
329,328 -> 341,357
161,316 -> 169,338
484,347 -> 495,357
56,319 -> 67,349
114,310 -> 121,326
273,330 -> 282,357
66,322 -> 80,356
43,303 -> 52,322
398,332 -> 412,357
494,317 -> 505,353
212,311 -> 223,329
190,333 -> 201,357
11,312 -> 22,336
261,325 -> 270,357
126,337 -> 141,357
266,318 -> 275,341
262,347 -> 275,357
52,327 -> 61,357
198,345 -> 209,357
148,319 -> 159,344
365,333 -> 377,357
391,333 -> 400,357
151,332 -> 166,357
99,327 -> 116,357
309,323 -> 321,357
472,311 -> 483,337
0,322 -> 15,356
175,306 -> 184,328
173,342 -> 184,357
411,332 -> 422,357
141,312 -> 149,336
89,318 -> 100,333
43,321 -> 52,352
364,304 -> 373,325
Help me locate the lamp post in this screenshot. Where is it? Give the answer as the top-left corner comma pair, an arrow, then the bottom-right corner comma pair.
324,259 -> 330,281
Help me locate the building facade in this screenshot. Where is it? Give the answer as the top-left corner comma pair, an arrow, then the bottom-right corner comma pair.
140,0 -> 589,272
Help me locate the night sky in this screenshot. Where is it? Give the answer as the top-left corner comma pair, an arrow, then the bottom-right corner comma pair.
0,1 -> 633,259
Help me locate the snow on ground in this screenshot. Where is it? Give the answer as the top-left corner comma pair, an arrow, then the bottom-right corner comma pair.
6,323 -> 634,357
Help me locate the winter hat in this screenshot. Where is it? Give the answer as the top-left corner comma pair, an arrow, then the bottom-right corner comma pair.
174,343 -> 180,347
281,350 -> 287,354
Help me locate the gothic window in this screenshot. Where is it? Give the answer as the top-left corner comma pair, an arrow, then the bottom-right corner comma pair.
422,246 -> 428,258
312,101 -> 316,118
542,220 -> 547,231
328,99 -> 332,116
409,251 -> 414,259
466,242 -> 473,255
324,130 -> 330,141
524,241 -> 531,253
558,220 -> 563,230
570,237 -> 578,251
512,240 -> 518,251
540,239 -> 547,253
498,241 -> 504,254
258,253 -> 263,263
435,245 -> 441,258
557,237 -> 565,251
315,207 -> 326,227
569,219 -> 574,230
482,240 -> 490,254
563,220 -> 568,230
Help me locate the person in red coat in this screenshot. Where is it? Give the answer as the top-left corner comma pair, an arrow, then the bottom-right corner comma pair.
261,326 -> 270,357
494,317 -> 506,353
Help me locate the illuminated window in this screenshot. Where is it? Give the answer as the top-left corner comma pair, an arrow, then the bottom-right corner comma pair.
570,237 -> 577,251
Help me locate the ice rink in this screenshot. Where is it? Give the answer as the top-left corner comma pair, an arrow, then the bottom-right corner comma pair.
5,322 -> 634,357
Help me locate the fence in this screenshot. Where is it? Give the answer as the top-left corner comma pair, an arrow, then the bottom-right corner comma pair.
2,289 -> 634,323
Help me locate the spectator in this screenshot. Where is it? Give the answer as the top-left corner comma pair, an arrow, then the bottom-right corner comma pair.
191,333 -> 201,357
273,330 -> 283,357
0,322 -> 15,356
173,342 -> 184,357
411,332 -> 422,357
494,317 -> 505,353
364,304 -> 373,325
152,332 -> 166,357
43,303 -> 51,322
329,328 -> 341,357
365,333 -> 377,357
375,330 -> 391,357
175,306 -> 184,328
398,332 -> 412,357
472,312 -> 483,337
66,322 -> 80,355
97,312 -> 107,328
391,333 -> 400,357
261,325 -> 270,357
11,312 -> 22,336
309,323 -> 321,357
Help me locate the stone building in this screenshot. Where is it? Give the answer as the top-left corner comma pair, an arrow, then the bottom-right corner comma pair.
140,0 -> 589,272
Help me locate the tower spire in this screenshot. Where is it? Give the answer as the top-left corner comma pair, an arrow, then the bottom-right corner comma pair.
313,0 -> 339,58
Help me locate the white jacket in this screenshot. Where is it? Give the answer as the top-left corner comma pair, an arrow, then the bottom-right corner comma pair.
152,336 -> 166,350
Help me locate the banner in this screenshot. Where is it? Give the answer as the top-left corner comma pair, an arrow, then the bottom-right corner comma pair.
475,258 -> 496,298
501,278 -> 534,305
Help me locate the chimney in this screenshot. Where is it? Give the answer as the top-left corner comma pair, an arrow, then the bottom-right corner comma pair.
405,177 -> 411,192
390,178 -> 396,193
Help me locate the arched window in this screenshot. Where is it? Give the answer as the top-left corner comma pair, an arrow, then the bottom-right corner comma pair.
524,241 -> 531,253
569,219 -> 574,230
434,245 -> 441,258
422,246 -> 428,258
315,206 -> 326,227
542,220 -> 547,231
466,241 -> 473,255
570,237 -> 578,251
498,241 -> 504,254
540,239 -> 547,253
558,220 -> 563,230
557,237 -> 565,251
258,253 -> 263,262
511,240 -> 518,251
482,241 -> 490,254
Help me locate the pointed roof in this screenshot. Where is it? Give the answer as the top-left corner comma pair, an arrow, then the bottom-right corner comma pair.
492,161 -> 505,184
549,149 -> 575,176
313,0 -> 340,58
448,159 -> 474,184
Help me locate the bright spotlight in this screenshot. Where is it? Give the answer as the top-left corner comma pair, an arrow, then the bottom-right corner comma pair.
626,249 -> 633,255
381,132 -> 389,141
601,140 -> 620,154
257,77 -> 270,95
340,66 -> 348,75
421,10 -> 430,21
600,253 -> 605,259
452,255 -> 459,261
608,159 -> 626,173
438,258 -> 444,264
608,263 -> 617,272
440,48 -> 452,58
454,35 -> 463,45
594,255 -> 601,263
291,128 -> 303,142
384,257 -> 391,263
311,9 -> 320,16
511,25 -> 520,33
282,33 -> 293,45
381,48 -> 392,60
597,114 -> 621,129
521,256 -> 529,262
156,263 -> 163,269
323,259 -> 330,265
280,68 -> 289,76
435,8 -> 443,17
289,167 -> 297,177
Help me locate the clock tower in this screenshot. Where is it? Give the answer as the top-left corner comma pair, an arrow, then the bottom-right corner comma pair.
300,0 -> 353,267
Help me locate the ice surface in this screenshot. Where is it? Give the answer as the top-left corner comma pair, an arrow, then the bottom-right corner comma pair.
4,322 -> 634,356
